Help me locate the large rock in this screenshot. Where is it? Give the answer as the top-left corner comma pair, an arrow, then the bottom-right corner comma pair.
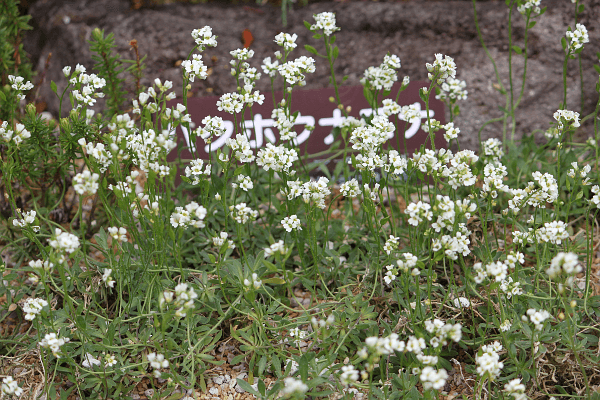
24,0 -> 600,150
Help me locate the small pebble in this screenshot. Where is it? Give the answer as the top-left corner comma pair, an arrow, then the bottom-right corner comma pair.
212,376 -> 224,385
144,389 -> 154,397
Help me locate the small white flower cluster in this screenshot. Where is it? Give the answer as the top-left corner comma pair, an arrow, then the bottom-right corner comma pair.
482,163 -> 510,198
591,185 -> 600,208
383,235 -> 400,255
82,352 -> 117,368
170,202 -> 207,228
243,273 -> 262,290
213,232 -> 235,250
128,129 -> 177,176
384,253 -> 419,285
426,54 -> 457,84
361,54 -> 401,91
546,252 -> 581,288
8,74 -> 34,101
420,367 -> 449,391
229,202 -> 258,224
476,341 -> 503,381
359,333 -> 413,360
185,159 -> 211,185
406,201 -> 433,226
82,141 -> 113,173
264,240 -> 287,257
509,171 -> 558,212
566,162 -> 591,184
262,56 -> 279,78
226,134 -> 255,163
108,172 -> 136,198
191,26 -> 217,51
102,268 -> 115,288
535,220 -> 569,244
399,103 -> 421,123
232,174 -> 253,191
278,56 -> 316,87
522,308 -> 551,330
431,195 -> 477,233
499,320 -> 512,332
432,225 -> 472,260
436,77 -> 468,101
256,143 -> 298,173
39,332 -> 70,358
350,115 -> 393,152
553,109 -> 580,131
284,177 -> 331,209
182,54 -> 207,83
281,377 -> 308,397
311,314 -> 335,332
473,260 -> 509,284
73,170 -> 100,196
411,148 -> 452,175
482,138 -> 504,163
381,99 -> 401,116
339,364 -> 360,387
198,115 -> 227,144
565,23 -> 589,52
499,276 -> 523,299
282,215 -> 302,232
310,12 -> 340,36
22,297 -> 48,321
108,226 -> 127,242
387,150 -> 408,176
217,92 -> 245,114
340,178 -> 360,197
1,376 -> 23,397
12,210 -> 40,232
517,0 -> 541,14
441,150 -> 478,188
147,352 -> 169,378
64,64 -> 106,108
49,228 -> 80,254
504,378 -> 528,400
270,108 -> 296,141
442,122 -> 461,143
289,327 -> 307,346
274,32 -> 298,51
160,283 -> 198,318
132,80 -> 177,113
0,121 -> 31,146
424,318 -> 462,348
29,259 -> 54,272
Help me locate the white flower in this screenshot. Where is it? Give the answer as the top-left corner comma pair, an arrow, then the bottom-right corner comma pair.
504,378 -> 527,399
243,273 -> 262,290
229,202 -> 258,224
102,269 -> 115,288
274,32 -> 298,51
147,352 -> 169,369
104,353 -> 117,367
282,215 -> 302,232
181,54 -> 208,82
546,252 -> 581,283
39,332 -> 70,358
476,344 -> 503,380
310,12 -> 340,36
436,77 -> 468,101
420,367 -> 448,390
425,54 -> 457,84
107,226 -> 127,242
523,308 -> 551,330
565,23 -> 589,52
264,240 -> 287,257
1,376 -> 23,396
22,297 -> 48,321
12,210 -> 40,232
48,228 -> 80,254
82,353 -> 102,368
406,201 -> 433,226
383,235 -> 400,255
191,26 -> 217,51
281,377 -> 308,396
340,365 -> 359,387
553,109 -> 580,131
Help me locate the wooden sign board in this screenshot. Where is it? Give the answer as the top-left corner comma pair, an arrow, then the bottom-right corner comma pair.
167,82 -> 445,162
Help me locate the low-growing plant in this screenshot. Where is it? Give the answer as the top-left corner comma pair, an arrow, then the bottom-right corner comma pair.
2,1 -> 600,400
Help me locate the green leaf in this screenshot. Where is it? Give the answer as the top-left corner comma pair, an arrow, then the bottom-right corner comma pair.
512,46 -> 522,55
304,45 -> 318,56
528,21 -> 537,29
578,4 -> 584,13
51,80 -> 58,94
262,277 -> 286,285
0,90 -> 6,103
304,21 -> 311,30
576,191 -> 583,200
312,33 -> 323,40
258,355 -> 267,376
561,37 -> 567,51
236,379 -> 260,396
332,46 -> 339,60
593,64 -> 600,74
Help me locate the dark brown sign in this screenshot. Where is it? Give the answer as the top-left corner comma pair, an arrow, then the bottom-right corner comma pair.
167,81 -> 445,161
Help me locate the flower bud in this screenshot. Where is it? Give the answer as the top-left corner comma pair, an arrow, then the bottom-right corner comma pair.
558,312 -> 565,320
